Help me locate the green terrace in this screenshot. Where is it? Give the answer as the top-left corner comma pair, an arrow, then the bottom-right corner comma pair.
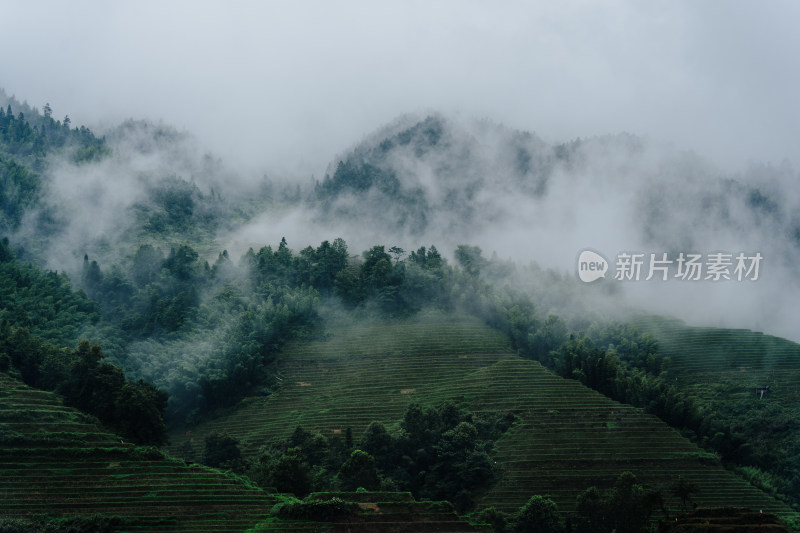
0,372 -> 279,532
169,315 -> 798,519
632,316 -> 800,406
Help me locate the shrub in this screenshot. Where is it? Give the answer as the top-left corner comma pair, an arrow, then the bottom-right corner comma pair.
274,497 -> 359,521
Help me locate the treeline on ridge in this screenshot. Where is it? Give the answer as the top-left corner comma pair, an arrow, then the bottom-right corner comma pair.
0,100 -> 109,233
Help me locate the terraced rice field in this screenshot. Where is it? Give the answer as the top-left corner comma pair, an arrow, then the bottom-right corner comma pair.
0,373 -> 278,532
170,314 -> 798,520
631,316 -> 800,406
169,317 -> 515,455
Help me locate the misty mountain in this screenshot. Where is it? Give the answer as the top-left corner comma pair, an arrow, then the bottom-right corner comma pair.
314,114 -> 554,237
305,114 -> 800,344
4,92 -> 800,526
0,92 -> 108,236
5,96 -> 797,342
315,113 -> 800,266
4,95 -> 799,340
2,112 -> 290,272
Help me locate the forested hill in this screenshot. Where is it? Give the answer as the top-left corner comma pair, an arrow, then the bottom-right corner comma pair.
314,114 -> 555,236
0,91 -> 108,234
0,237 -> 167,445
0,89 -> 108,167
1,93 -> 799,530
314,114 -> 800,275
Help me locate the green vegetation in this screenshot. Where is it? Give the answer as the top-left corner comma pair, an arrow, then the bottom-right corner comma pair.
4,221 -> 800,528
658,507 -> 793,532
627,317 -> 800,507
314,114 -> 554,236
0,373 -> 277,532
512,495 -> 564,533
272,496 -> 359,521
172,316 -> 797,527
251,491 -> 486,532
203,431 -> 244,468
480,279 -> 800,512
1,98 -> 799,531
0,237 -> 100,345
67,236 -> 451,423
0,98 -> 108,165
230,401 -> 508,511
572,472 -> 664,533
0,238 -> 167,445
0,96 -> 109,232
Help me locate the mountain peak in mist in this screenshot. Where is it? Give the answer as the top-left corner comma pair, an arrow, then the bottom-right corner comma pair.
314,114 -> 559,236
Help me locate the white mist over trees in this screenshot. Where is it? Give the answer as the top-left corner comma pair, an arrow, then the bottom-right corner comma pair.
2,82 -> 798,341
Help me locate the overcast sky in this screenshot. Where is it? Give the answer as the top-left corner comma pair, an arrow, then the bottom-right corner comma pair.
2,1 -> 799,176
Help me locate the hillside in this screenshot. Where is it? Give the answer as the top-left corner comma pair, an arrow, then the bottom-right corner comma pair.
629,316 -> 800,503
0,370 -> 490,532
1,91 -> 799,531
0,371 -> 278,532
313,115 -> 800,267
632,316 -> 800,409
168,314 -> 798,521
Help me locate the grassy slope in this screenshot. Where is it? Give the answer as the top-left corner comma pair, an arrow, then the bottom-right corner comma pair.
0,372 -> 279,533
170,313 -> 797,519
